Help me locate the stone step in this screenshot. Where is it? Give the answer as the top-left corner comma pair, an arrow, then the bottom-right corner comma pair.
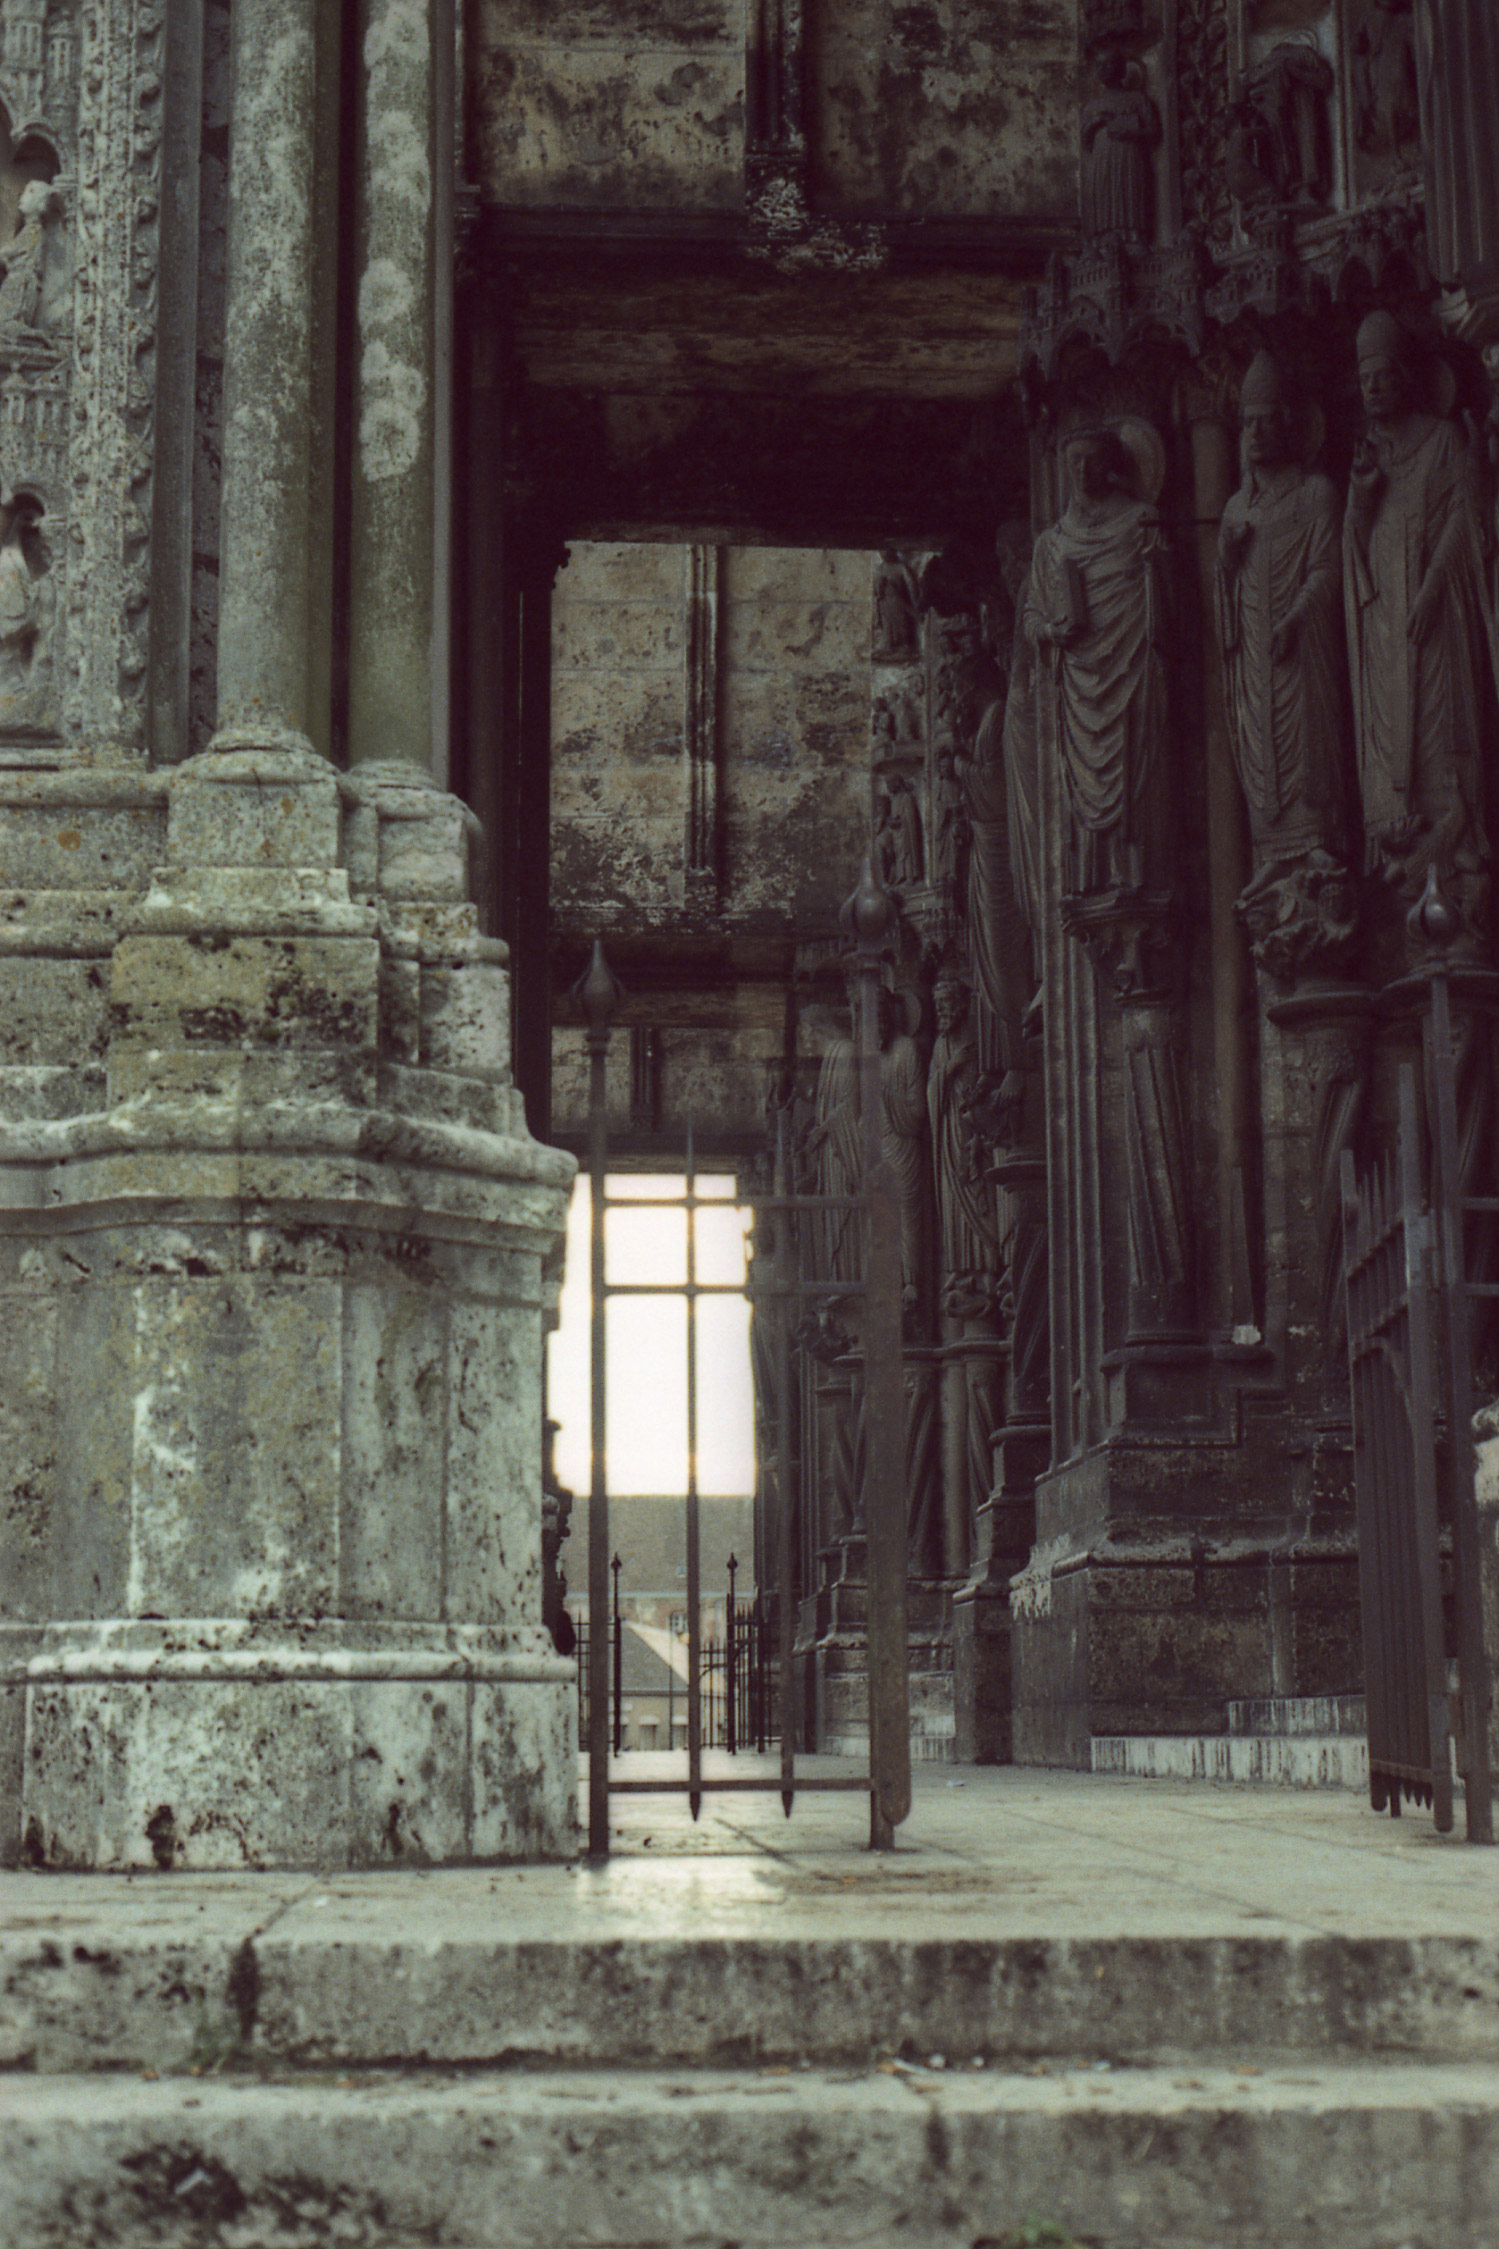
8,1910 -> 1498,2079
1091,1732 -> 1371,1790
6,2058 -> 1499,2248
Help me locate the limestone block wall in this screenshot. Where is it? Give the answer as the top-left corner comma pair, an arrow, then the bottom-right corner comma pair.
548,539 -> 873,1146
812,0 -> 1076,219
470,0 -> 745,212
551,542 -> 689,918
468,0 -> 1077,223
719,546 -> 870,923
550,540 -> 870,934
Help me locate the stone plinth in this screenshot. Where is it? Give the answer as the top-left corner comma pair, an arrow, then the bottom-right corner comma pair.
0,751 -> 577,1868
1010,1426 -> 1363,1769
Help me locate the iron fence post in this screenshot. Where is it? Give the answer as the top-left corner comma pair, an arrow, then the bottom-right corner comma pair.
575,938 -> 622,1857
726,1552 -> 738,1755
849,860 -> 911,1850
611,1551 -> 623,1757
1423,928 -> 1495,1844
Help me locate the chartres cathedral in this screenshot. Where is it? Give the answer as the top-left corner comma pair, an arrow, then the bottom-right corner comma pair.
2,0 -> 1497,1867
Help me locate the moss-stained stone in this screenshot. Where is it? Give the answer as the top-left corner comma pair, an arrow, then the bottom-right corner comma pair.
0,958 -> 112,1070
342,1281 -> 447,1622
52,1280 -> 135,1621
1,752 -> 576,1869
472,1671 -> 576,1859
550,541 -> 870,938
477,0 -> 736,39
0,1250 -> 58,1624
448,1300 -> 544,1626
472,41 -> 744,212
348,1681 -> 469,1867
815,0 -> 1077,219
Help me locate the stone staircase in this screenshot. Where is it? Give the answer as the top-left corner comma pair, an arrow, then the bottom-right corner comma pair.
4,1765 -> 1498,2248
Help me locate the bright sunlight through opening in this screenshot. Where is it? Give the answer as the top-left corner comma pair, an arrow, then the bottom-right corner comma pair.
547,1175 -> 757,1498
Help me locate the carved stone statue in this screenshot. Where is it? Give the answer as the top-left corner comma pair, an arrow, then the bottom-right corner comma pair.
1255,45 -> 1335,206
929,744 -> 965,891
0,493 -> 54,734
803,1004 -> 861,1289
1354,0 -> 1420,151
879,986 -> 931,1320
872,549 -> 920,662
874,772 -> 922,888
927,978 -> 1002,1310
1344,311 -> 1497,936
1081,51 -> 1160,244
1215,352 -> 1346,865
1025,425 -> 1171,895
0,181 -> 55,337
1001,577 -> 1042,950
958,696 -> 1031,1073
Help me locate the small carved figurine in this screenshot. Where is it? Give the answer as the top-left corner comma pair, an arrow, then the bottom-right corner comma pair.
875,772 -> 923,888
1353,0 -> 1419,166
1256,44 -> 1335,206
0,493 -> 53,734
0,181 -> 56,337
872,549 -> 920,662
1081,50 -> 1160,244
927,977 -> 1002,1307
929,745 -> 966,891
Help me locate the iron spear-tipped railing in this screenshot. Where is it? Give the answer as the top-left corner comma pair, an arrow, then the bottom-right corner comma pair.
574,867 -> 912,1852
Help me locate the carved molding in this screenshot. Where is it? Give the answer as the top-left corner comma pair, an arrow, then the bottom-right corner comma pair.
66,0 -> 162,754
683,541 -> 721,895
0,0 -> 76,754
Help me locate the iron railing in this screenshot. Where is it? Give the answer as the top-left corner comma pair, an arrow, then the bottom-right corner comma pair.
1341,882 -> 1495,1844
572,860 -> 911,1853
1341,1065 -> 1454,1829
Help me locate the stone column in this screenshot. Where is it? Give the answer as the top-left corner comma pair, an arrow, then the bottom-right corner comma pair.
349,0 -> 438,775
12,0 -> 577,1869
211,0 -> 321,756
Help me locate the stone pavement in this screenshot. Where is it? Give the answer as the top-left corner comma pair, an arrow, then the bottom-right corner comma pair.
4,1761 -> 1498,2246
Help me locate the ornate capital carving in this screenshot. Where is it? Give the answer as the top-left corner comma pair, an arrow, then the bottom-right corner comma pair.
1062,884 -> 1178,1003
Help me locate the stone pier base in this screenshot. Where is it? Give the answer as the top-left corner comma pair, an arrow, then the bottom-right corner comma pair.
0,750 -> 578,1869
1011,1437 -> 1363,1769
15,1625 -> 572,1871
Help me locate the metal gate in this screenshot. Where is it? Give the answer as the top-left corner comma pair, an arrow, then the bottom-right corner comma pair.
1341,928 -> 1495,1843
572,863 -> 912,1855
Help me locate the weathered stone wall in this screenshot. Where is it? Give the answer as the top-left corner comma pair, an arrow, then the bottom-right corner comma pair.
551,543 -> 689,920
468,0 -> 1077,223
470,0 -> 745,212
551,540 -> 870,934
548,539 -> 874,1144
812,0 -> 1076,219
720,546 -> 869,922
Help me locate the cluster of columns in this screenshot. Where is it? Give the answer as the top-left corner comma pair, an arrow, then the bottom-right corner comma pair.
215,0 -> 444,781
7,0 -> 577,1872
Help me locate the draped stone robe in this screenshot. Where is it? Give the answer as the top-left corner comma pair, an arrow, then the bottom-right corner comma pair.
1344,413 -> 1495,877
1025,495 -> 1171,894
928,1020 -> 1001,1290
1215,464 -> 1345,856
